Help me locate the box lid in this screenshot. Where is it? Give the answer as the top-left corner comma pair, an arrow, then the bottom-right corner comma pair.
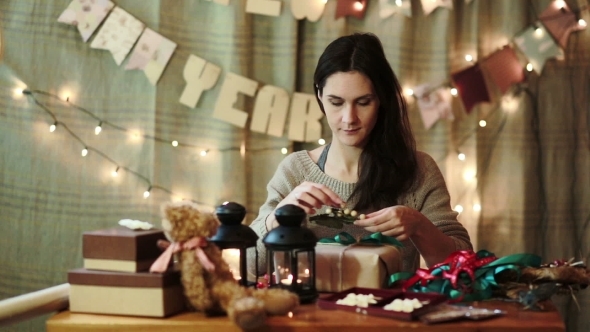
68,268 -> 181,288
82,227 -> 166,261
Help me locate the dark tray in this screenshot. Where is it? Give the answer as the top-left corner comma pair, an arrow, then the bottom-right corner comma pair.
317,287 -> 448,321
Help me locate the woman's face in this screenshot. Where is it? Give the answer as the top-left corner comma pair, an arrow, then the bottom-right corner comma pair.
319,71 -> 379,148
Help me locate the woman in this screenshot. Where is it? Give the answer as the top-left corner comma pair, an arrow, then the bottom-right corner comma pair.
250,33 -> 472,274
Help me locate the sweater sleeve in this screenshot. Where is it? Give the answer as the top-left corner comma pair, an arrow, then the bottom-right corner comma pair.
248,153 -> 306,275
414,152 -> 473,252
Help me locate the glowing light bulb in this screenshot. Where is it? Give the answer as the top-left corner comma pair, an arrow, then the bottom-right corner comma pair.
112,167 -> 119,177
49,123 -> 57,132
578,19 -> 587,28
353,1 -> 364,11
463,170 -> 476,181
473,204 -> 481,212
172,140 -> 179,147
534,27 -> 543,37
81,148 -> 88,157
479,120 -> 487,127
406,88 -> 414,96
281,148 -> 288,155
454,205 -> 464,213
95,123 -> 102,135
465,54 -> 473,62
458,153 -> 466,161
143,190 -> 151,199
200,150 -> 208,156
555,0 -> 565,9
318,138 -> 326,145
395,0 -> 402,6
526,63 -> 533,72
450,88 -> 458,96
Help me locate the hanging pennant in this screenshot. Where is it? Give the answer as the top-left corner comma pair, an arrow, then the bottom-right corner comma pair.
513,25 -> 563,74
179,55 -> 221,108
379,0 -> 411,19
414,83 -> 454,130
125,28 -> 177,85
336,0 -> 368,20
420,0 -> 452,16
482,46 -> 524,94
57,0 -> 115,42
212,73 -> 259,128
539,1 -> 586,49
451,64 -> 490,113
90,7 -> 145,66
291,0 -> 327,22
288,93 -> 323,142
251,85 -> 290,137
246,0 -> 281,17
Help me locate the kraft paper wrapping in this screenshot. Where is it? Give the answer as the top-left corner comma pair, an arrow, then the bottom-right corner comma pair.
315,244 -> 401,293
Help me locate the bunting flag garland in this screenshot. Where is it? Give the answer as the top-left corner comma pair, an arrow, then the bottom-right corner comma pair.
482,46 -> 525,94
539,2 -> 586,49
513,25 -> 564,74
291,0 -> 327,22
53,0 -> 588,134
414,83 -> 453,130
90,7 -> 145,66
57,0 -> 115,42
420,0 -> 452,16
451,64 -> 490,114
125,28 -> 177,85
379,0 -> 411,19
336,0 -> 368,20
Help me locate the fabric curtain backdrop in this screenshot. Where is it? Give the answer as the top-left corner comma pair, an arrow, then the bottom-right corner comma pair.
0,0 -> 588,331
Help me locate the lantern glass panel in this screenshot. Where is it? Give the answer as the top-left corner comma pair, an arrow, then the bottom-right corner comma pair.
220,247 -> 258,285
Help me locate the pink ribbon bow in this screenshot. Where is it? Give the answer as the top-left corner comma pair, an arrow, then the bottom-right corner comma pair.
149,237 -> 216,273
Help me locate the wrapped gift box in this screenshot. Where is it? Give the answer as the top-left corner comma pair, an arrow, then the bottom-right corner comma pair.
68,268 -> 185,317
83,227 -> 166,272
315,243 -> 401,293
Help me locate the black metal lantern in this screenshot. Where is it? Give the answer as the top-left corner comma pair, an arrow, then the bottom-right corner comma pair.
209,202 -> 258,287
262,204 -> 318,303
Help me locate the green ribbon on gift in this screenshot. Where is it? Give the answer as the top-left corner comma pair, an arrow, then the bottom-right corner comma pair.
319,232 -> 404,248
387,250 -> 541,302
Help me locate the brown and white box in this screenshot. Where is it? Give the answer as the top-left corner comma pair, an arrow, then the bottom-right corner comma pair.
68,268 -> 185,317
82,227 -> 166,272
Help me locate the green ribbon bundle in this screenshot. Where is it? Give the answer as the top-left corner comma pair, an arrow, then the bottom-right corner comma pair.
319,231 -> 404,248
388,250 -> 541,302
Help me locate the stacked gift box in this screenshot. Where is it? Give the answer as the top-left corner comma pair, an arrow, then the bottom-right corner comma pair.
68,227 -> 186,317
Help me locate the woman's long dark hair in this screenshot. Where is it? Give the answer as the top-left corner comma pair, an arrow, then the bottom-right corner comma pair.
313,33 -> 417,211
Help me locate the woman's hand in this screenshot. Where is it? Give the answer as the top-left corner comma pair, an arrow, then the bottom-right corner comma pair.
277,181 -> 343,214
353,205 -> 426,240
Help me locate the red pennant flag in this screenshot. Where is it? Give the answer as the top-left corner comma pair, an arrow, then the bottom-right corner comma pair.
336,0 -> 368,19
539,2 -> 585,49
482,46 -> 525,94
451,64 -> 490,113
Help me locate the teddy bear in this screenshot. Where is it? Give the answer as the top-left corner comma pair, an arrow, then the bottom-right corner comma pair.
149,200 -> 299,330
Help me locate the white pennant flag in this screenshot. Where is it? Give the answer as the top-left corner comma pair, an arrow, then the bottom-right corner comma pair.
57,0 -> 115,42
90,7 -> 145,66
420,0 -> 453,16
125,28 -> 177,85
414,83 -> 453,130
379,0 -> 411,19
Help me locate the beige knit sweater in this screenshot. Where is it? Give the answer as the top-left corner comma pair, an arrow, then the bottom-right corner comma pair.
249,150 -> 472,274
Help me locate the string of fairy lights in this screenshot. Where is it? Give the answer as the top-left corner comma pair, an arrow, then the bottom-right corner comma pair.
6,0 -> 587,221
13,87 -> 296,204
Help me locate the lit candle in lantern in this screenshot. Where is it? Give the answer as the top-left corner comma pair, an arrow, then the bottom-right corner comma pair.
280,274 -> 302,286
221,249 -> 241,281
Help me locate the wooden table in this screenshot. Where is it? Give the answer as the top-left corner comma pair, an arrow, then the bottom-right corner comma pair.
46,299 -> 565,332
